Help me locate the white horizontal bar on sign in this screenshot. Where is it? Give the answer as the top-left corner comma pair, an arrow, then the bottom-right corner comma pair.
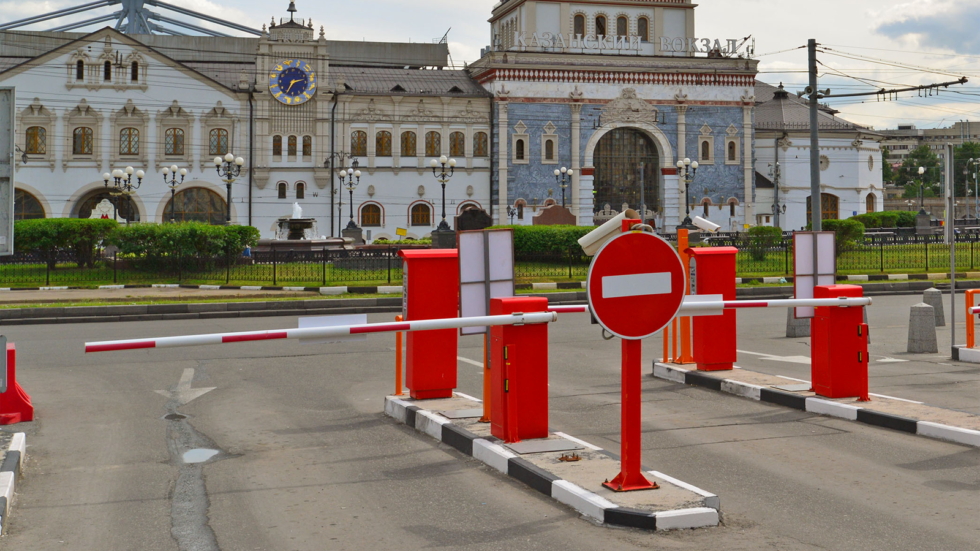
602,272 -> 671,299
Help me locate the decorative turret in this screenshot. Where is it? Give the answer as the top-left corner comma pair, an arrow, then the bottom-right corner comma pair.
268,1 -> 314,42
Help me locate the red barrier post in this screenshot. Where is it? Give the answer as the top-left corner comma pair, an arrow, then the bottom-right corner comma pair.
603,338 -> 657,492
687,247 -> 738,371
490,296 -> 549,443
0,343 -> 34,425
811,285 -> 870,401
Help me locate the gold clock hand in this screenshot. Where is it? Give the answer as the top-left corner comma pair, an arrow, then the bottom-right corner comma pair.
285,79 -> 302,93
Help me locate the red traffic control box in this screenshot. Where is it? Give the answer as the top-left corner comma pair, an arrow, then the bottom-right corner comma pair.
687,247 -> 738,371
490,296 -> 549,443
0,342 -> 34,425
399,249 -> 459,400
811,284 -> 869,400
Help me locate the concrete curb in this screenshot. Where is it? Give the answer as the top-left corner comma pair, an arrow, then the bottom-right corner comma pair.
653,363 -> 980,449
0,432 -> 26,534
384,396 -> 719,531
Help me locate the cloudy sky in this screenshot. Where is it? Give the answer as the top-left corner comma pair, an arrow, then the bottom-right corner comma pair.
1,0 -> 977,130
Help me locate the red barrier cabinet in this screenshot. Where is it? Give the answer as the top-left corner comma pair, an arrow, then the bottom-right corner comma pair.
811,284 -> 870,400
490,296 -> 549,442
399,249 -> 459,400
687,246 -> 738,371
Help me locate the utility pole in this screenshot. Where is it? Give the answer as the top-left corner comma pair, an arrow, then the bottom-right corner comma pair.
947,143 -> 956,356
808,39 -> 822,233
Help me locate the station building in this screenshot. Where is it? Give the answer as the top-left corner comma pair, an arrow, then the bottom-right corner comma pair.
1,0 -> 762,239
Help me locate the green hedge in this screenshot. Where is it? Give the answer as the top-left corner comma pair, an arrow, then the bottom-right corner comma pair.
14,218 -> 117,268
746,226 -> 783,261
850,211 -> 915,229
489,225 -> 598,255
823,219 -> 865,253
372,237 -> 432,245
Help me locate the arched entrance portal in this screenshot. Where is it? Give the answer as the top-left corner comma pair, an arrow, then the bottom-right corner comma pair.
593,128 -> 661,218
76,190 -> 140,222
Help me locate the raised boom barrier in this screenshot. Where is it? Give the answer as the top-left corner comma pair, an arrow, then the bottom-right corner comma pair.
549,297 -> 873,316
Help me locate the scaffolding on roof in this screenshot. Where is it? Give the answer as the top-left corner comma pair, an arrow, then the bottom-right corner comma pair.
0,0 -> 262,37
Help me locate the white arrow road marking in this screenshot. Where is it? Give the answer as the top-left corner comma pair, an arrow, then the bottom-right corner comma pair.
457,356 -> 484,368
602,272 -> 671,299
155,368 -> 216,406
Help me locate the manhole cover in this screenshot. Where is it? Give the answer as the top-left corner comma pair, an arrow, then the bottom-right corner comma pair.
164,413 -> 187,421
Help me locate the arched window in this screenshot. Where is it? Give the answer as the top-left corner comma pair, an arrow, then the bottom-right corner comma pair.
866,194 -> 876,213
13,189 -> 44,220
78,192 -> 138,222
806,193 -> 840,222
474,132 -> 489,157
730,201 -> 736,217
616,16 -> 628,38
728,141 -> 736,162
425,131 -> 441,157
516,200 -> 525,220
515,138 -> 526,161
351,130 -> 367,156
209,128 -> 228,156
401,131 -> 417,156
277,182 -> 287,199
130,61 -> 139,82
573,14 -> 585,36
376,131 -> 392,157
165,128 -> 185,155
450,131 -> 465,157
638,17 -> 649,42
76,60 -> 84,81
362,204 -> 382,226
595,15 -> 607,36
72,127 -> 93,155
163,188 -> 227,225
272,135 -> 282,156
296,182 -> 305,200
119,127 -> 139,155
25,126 -> 46,155
287,135 -> 297,156
103,61 -> 111,81
302,135 -> 312,156
702,200 -> 710,217
545,139 -> 555,161
701,140 -> 710,162
411,203 -> 431,226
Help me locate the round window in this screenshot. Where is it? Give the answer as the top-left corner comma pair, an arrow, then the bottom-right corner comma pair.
819,155 -> 830,171
868,155 -> 874,171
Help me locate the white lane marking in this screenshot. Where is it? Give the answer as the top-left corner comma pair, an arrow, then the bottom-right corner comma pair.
876,358 -> 909,363
154,368 -> 216,406
457,356 -> 484,368
776,375 -> 811,383
602,272 -> 671,299
553,432 -> 602,451
737,349 -> 811,365
454,392 -> 483,403
869,393 -> 924,404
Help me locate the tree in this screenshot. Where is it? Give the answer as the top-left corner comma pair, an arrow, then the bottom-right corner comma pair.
881,147 -> 895,184
954,142 -> 980,197
896,145 -> 941,197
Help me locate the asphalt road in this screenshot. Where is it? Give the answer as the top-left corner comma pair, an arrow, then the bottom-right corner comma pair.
0,294 -> 977,550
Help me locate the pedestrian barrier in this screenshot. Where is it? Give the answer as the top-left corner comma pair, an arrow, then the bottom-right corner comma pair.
0,342 -> 34,425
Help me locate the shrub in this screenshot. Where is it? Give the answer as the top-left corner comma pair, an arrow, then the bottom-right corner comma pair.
822,219 -> 865,253
746,226 -> 783,261
849,211 -> 915,229
489,225 -> 597,255
14,218 -> 117,268
372,237 -> 432,245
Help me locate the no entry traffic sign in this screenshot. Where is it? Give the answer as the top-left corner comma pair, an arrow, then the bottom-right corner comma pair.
587,231 -> 686,340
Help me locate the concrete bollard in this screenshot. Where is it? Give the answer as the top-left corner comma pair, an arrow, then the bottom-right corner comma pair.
786,307 -> 811,337
907,303 -> 939,354
922,288 -> 946,327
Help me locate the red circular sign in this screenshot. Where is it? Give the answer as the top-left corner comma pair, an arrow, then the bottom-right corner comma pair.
587,231 -> 686,340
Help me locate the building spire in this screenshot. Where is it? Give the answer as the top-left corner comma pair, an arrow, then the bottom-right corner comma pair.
287,1 -> 297,22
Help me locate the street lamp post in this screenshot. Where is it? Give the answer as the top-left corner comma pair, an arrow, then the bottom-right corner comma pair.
554,166 -> 574,208
768,161 -> 781,228
429,155 -> 457,232
102,166 -> 144,226
214,152 -> 245,225
676,157 -> 699,228
969,158 -> 980,220
916,166 -> 926,215
507,206 -> 516,225
339,162 -> 362,230
162,165 -> 187,223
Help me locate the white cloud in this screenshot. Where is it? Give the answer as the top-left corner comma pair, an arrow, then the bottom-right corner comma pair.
874,0 -> 980,54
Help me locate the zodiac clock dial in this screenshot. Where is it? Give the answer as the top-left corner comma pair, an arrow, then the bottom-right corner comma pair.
268,59 -> 317,106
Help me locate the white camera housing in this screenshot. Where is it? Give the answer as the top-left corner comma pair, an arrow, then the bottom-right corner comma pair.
577,209 -> 640,256
692,216 -> 721,233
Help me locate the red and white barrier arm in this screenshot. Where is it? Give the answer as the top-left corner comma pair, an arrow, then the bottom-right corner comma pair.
971,307 -> 980,315
549,296 -> 872,316
85,311 -> 559,353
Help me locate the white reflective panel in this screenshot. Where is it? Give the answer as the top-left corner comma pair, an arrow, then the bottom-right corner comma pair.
459,232 -> 486,284
488,230 -> 514,281
795,275 -> 815,319
817,232 -> 836,274
460,283 -> 487,335
795,233 -> 814,276
489,280 -> 515,302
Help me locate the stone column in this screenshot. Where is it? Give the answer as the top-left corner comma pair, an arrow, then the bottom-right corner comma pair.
742,104 -> 754,226
497,101 -> 509,224
571,103 -> 582,223
676,105 -> 687,227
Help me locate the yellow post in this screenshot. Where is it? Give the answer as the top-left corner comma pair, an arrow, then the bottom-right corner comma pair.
395,315 -> 404,396
480,334 -> 491,423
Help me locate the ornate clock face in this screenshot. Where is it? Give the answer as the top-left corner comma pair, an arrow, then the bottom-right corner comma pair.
269,59 -> 317,106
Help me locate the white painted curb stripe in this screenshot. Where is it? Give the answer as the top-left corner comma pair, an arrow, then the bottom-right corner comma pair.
721,379 -> 762,400
199,285 -> 221,290
414,410 -> 448,440
283,286 -> 306,291
99,285 -> 125,290
9,433 -> 25,460
39,287 -> 68,291
763,277 -> 782,284
655,507 -> 719,531
917,422 -> 980,447
887,274 -> 908,280
957,347 -> 980,364
319,286 -> 347,295
552,480 -> 617,521
805,397 -> 861,420
532,282 -> 558,290
378,286 -> 402,294
153,284 -> 180,288
650,471 -> 719,510
0,470 -> 14,530
847,275 -> 869,282
472,439 -> 516,474
383,397 -> 412,424
552,431 -> 602,451
242,286 -> 263,291
653,363 -> 687,384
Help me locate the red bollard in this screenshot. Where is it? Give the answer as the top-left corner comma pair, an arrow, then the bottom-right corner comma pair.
0,343 -> 34,425
811,285 -> 870,401
490,296 -> 549,443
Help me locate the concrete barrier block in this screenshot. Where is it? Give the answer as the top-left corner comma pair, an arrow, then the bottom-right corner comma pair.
786,307 -> 810,337
908,303 -> 939,353
922,288 -> 945,326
